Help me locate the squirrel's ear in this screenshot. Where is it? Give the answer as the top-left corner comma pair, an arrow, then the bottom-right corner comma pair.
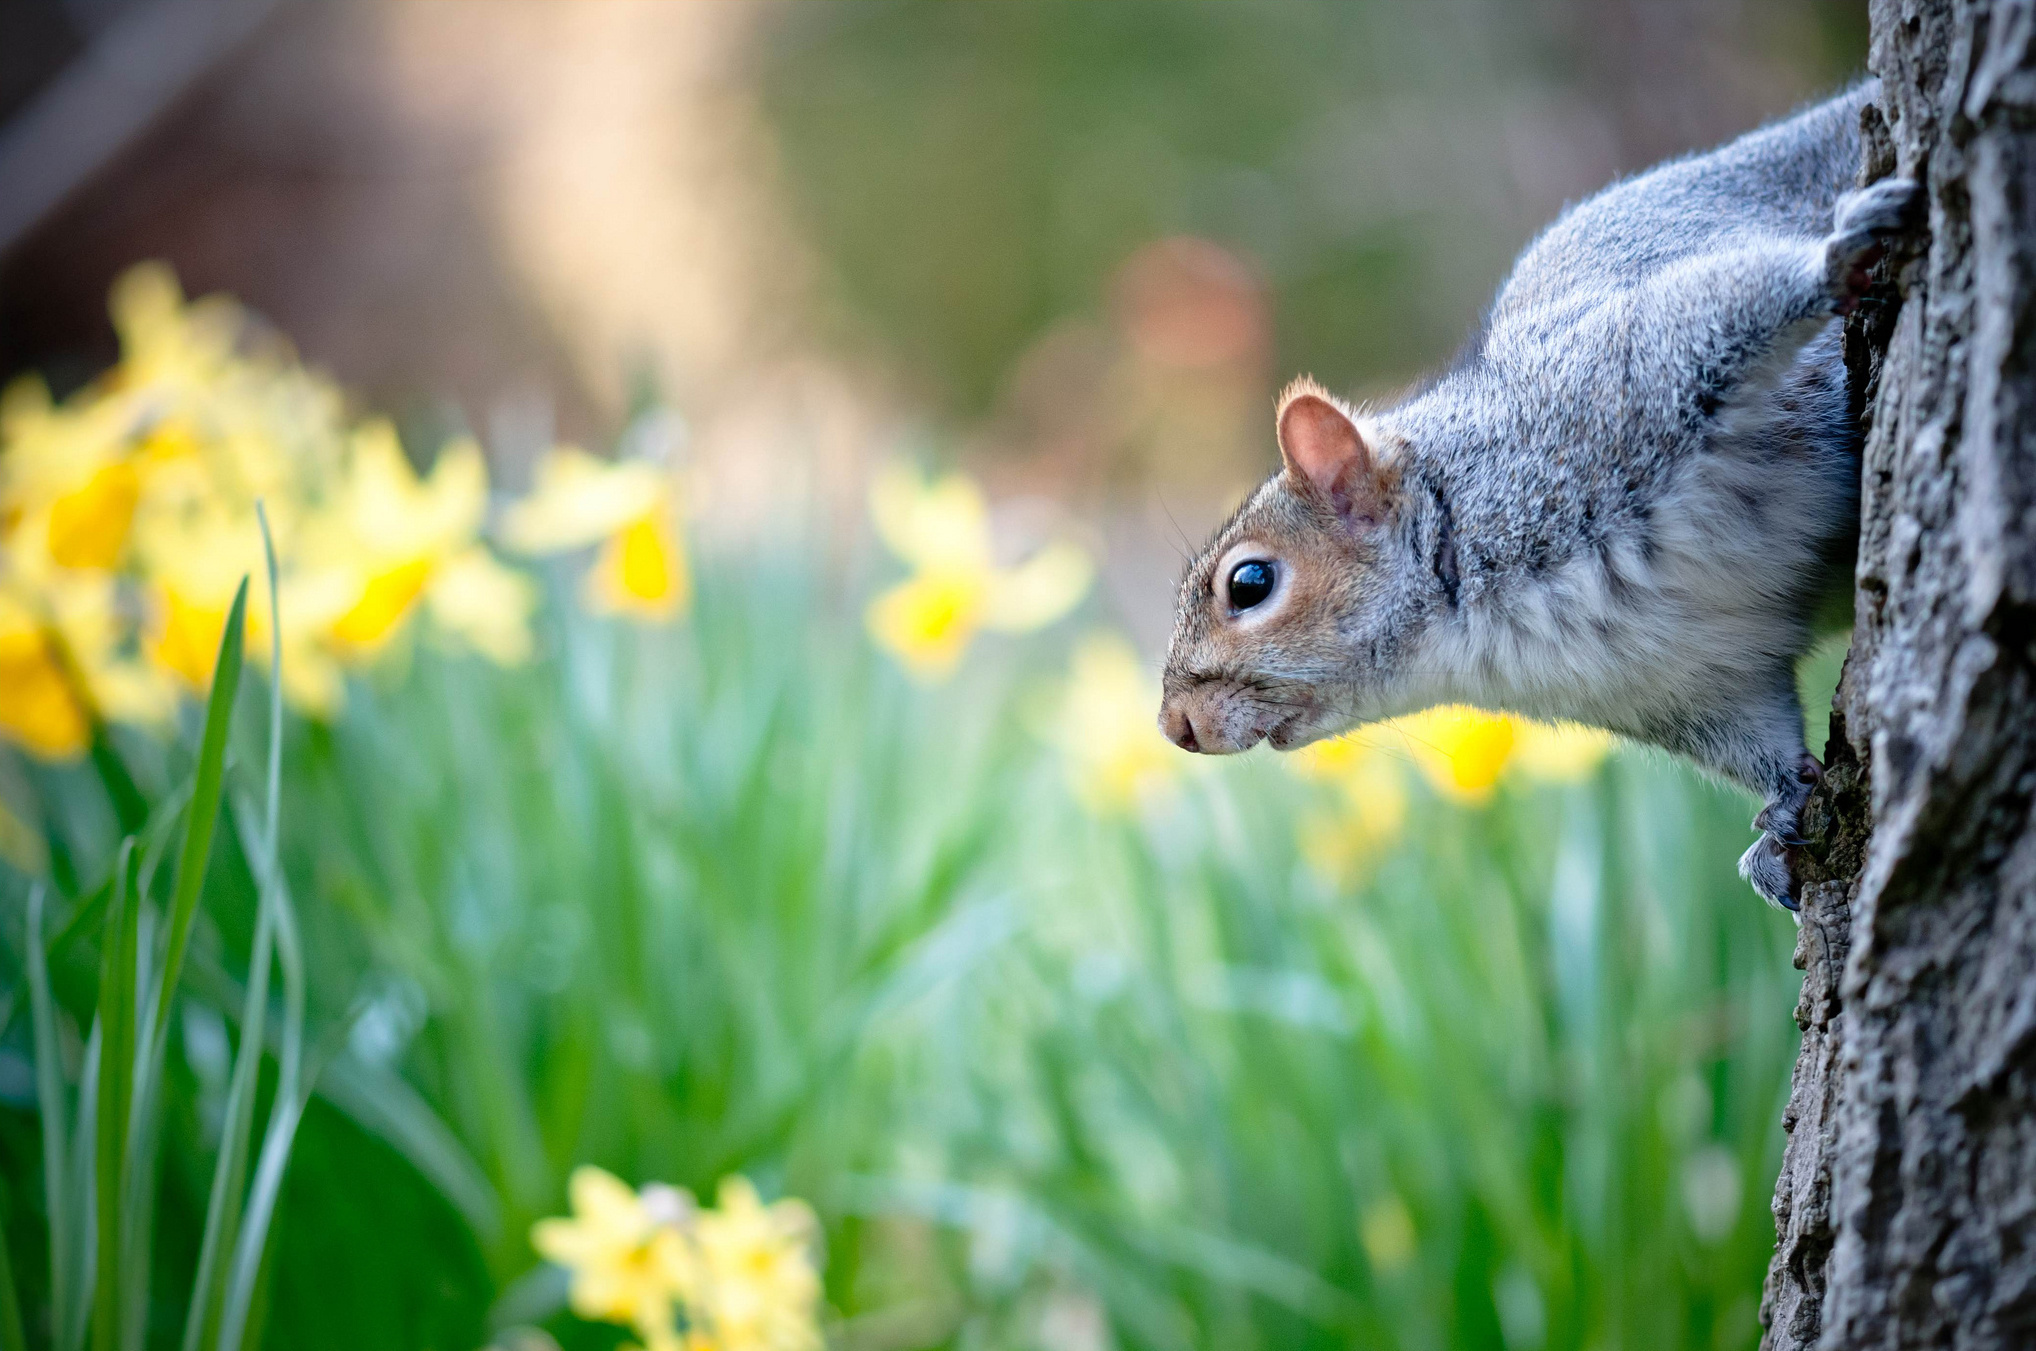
1276,378 -> 1384,526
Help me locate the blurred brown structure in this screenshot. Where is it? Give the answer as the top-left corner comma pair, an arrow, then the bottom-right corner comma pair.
0,0 -> 846,483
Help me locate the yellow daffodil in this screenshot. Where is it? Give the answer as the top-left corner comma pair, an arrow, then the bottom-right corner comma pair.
1295,707 -> 1616,819
0,262 -> 536,753
43,575 -> 176,727
1288,735 -> 1410,884
1385,705 -> 1518,803
0,593 -> 90,759
503,446 -> 689,621
429,546 -> 537,664
1511,718 -> 1618,781
1048,633 -> 1187,816
45,461 -> 140,570
1381,706 -> 1617,799
684,1178 -> 823,1351
287,424 -> 534,674
532,1169 -> 824,1351
106,261 -> 239,396
866,463 -> 1091,681
533,1166 -> 698,1351
0,379 -> 140,585
308,423 -> 485,650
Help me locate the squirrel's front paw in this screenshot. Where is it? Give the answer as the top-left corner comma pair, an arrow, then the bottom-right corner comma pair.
1738,756 -> 1821,911
1826,177 -> 1924,306
1739,833 -> 1799,910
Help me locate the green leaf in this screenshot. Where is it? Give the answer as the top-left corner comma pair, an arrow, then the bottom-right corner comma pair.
0,1189 -> 26,1351
90,840 -> 139,1351
151,577 -> 248,1051
180,826 -> 276,1351
87,731 -> 148,839
216,793 -> 308,1351
23,886 -> 69,1349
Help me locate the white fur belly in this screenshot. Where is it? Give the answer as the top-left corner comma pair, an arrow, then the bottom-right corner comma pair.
1418,430 -> 1854,732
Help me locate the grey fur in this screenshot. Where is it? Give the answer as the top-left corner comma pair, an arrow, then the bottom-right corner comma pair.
1159,83 -> 1923,909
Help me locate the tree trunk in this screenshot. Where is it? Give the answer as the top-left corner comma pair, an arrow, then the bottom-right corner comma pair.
1761,2 -> 2036,1347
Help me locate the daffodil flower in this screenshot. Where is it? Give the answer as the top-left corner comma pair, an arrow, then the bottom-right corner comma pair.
1286,711 -> 1614,882
1385,705 -> 1520,803
1288,734 -> 1411,883
1382,706 -> 1618,801
532,1169 -> 823,1351
0,377 -> 143,584
683,1178 -> 823,1351
1296,707 -> 1617,810
502,445 -> 689,621
0,576 -> 177,759
1,263 -> 538,750
299,423 -> 535,667
1048,633 -> 1188,816
866,463 -> 1091,681
1510,718 -> 1619,781
0,592 -> 90,759
533,1166 -> 699,1351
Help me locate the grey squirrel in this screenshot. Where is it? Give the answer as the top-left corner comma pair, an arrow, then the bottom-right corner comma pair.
1157,83 -> 1922,909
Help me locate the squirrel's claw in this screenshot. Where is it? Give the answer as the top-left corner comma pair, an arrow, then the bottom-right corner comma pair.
1826,177 -> 1924,305
1739,833 -> 1800,911
1742,756 -> 1821,910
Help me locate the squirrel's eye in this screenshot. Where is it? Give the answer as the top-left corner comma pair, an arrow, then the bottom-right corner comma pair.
1227,560 -> 1276,611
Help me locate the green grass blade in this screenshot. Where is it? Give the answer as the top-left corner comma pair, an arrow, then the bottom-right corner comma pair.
214,1087 -> 306,1351
315,1056 -> 503,1242
62,1029 -> 100,1351
215,793 -> 308,1351
152,577 -> 248,1046
255,502 -> 281,861
0,1189 -> 27,1351
183,515 -> 284,1351
87,727 -> 148,839
45,785 -> 191,974
114,1064 -> 163,1351
181,803 -> 279,1351
44,878 -> 110,970
179,888 -> 274,1351
90,840 -> 138,1351
25,886 -> 74,1349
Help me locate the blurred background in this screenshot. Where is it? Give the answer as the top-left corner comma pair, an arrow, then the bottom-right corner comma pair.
0,3 -> 1866,1350
1,0 -> 1866,636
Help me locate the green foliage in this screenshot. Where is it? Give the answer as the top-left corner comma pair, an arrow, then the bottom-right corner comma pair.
3,540 -> 1806,1349
757,0 -> 1869,418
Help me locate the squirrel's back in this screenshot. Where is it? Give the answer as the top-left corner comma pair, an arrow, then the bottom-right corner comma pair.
1387,84 -> 1875,585
1496,82 -> 1872,317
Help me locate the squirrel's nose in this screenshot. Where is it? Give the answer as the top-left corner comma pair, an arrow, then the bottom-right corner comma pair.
1159,704 -> 1201,753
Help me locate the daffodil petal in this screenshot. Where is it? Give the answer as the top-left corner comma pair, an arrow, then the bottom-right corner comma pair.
586,514 -> 688,622
866,571 -> 985,681
502,446 -> 670,554
1510,719 -> 1617,781
429,546 -> 536,663
981,540 -> 1092,633
1049,632 -> 1185,816
0,597 -> 90,760
868,462 -> 994,573
1386,705 -> 1517,803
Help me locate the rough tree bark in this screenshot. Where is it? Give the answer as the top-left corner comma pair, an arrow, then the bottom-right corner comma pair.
1761,1 -> 2036,1347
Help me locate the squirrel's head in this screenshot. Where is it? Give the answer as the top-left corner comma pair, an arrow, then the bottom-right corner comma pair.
1159,377 -> 1430,755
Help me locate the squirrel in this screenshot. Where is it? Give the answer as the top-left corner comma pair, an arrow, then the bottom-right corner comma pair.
1157,83 -> 1922,910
